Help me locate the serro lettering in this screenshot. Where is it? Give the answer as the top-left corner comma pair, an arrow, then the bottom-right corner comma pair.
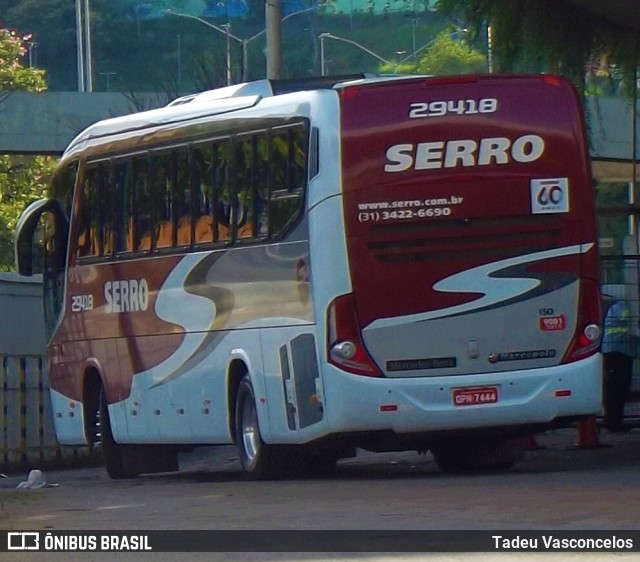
384,134 -> 545,172
104,279 -> 149,313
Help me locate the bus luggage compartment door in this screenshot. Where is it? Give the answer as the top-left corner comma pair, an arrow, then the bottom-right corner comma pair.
279,334 -> 324,429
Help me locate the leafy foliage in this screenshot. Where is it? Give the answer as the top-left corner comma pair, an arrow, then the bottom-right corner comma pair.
436,0 -> 639,92
0,28 -> 55,271
379,29 -> 486,75
0,155 -> 57,271
0,28 -> 46,94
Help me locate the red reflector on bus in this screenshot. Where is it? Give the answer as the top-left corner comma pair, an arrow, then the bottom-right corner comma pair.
380,404 -> 398,412
555,390 -> 572,398
341,87 -> 360,101
543,74 -> 563,88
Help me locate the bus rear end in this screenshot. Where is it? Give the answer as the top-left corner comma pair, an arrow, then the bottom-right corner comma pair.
325,74 -> 601,459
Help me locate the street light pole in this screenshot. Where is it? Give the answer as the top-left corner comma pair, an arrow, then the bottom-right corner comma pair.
265,0 -> 282,79
318,33 -> 447,76
320,33 -> 326,76
84,0 -> 93,92
241,6 -> 319,81
221,23 -> 233,85
75,0 -> 85,91
27,41 -> 38,68
165,10 -> 243,85
396,36 -> 440,66
319,32 -> 392,75
166,6 -> 319,83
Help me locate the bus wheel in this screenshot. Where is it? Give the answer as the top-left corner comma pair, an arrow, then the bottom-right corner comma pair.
431,445 -> 473,473
99,387 -> 139,479
432,438 -> 523,473
471,438 -> 525,471
235,376 -> 281,480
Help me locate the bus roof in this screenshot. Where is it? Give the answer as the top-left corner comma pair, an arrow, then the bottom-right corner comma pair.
63,74 -> 371,155
63,73 -> 564,159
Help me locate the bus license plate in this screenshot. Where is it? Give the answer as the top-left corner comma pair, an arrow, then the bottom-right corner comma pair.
453,386 -> 498,406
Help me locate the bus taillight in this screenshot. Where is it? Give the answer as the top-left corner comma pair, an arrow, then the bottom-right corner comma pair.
327,294 -> 383,377
542,74 -> 563,88
563,279 -> 602,363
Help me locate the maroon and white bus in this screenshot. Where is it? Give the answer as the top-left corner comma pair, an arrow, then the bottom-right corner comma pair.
16,74 -> 602,478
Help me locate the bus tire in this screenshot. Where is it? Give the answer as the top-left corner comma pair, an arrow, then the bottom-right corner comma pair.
431,445 -> 474,473
99,387 -> 139,479
472,437 -> 524,471
235,376 -> 282,480
432,438 -> 523,473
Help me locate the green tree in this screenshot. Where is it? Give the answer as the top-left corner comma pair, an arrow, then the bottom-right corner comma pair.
380,29 -> 486,75
0,28 -> 56,271
418,31 -> 486,74
0,28 -> 46,96
436,0 -> 639,92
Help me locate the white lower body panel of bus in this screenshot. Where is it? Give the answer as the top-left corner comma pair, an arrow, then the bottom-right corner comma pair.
321,353 -> 602,434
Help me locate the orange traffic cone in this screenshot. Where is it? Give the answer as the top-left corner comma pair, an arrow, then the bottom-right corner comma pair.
575,415 -> 608,449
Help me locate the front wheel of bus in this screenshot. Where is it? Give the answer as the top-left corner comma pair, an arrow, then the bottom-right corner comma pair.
235,376 -> 281,480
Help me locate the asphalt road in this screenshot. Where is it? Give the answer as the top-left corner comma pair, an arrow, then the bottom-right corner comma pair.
2,427 -> 640,561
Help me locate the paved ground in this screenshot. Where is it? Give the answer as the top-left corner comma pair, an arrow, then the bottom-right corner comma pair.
3,421 -> 640,486
3,424 -> 640,561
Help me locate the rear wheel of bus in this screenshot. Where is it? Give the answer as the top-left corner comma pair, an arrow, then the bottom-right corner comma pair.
235,375 -> 285,480
99,387 -> 137,479
99,386 -> 179,479
431,437 -> 525,473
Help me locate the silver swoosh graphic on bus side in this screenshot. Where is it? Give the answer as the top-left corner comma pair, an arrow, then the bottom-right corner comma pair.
365,243 -> 594,331
132,253 -> 217,387
150,252 -> 234,387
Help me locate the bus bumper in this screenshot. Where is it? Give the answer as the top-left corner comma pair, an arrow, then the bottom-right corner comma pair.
321,353 -> 602,434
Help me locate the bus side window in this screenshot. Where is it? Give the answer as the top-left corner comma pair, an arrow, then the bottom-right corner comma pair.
214,140 -> 233,242
113,161 -> 134,253
133,156 -> 152,252
255,133 -> 269,237
76,167 -> 97,258
236,137 -> 253,240
175,150 -> 192,247
152,153 -> 173,250
192,144 -> 213,244
76,163 -> 118,259
269,125 -> 306,237
99,163 -> 115,257
51,163 -> 76,226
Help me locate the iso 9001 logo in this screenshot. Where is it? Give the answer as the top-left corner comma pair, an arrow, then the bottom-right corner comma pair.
8,532 -> 40,550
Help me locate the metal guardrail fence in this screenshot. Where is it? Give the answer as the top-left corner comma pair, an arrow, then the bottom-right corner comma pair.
0,354 -> 95,472
0,273 -> 96,473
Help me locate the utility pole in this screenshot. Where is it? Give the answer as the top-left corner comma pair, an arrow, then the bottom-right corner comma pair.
320,33 -> 326,76
75,0 -> 85,91
84,0 -> 93,91
221,23 -> 233,85
75,0 -> 93,91
265,0 -> 281,79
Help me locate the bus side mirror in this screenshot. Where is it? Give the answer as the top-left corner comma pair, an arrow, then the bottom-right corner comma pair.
14,198 -> 67,276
